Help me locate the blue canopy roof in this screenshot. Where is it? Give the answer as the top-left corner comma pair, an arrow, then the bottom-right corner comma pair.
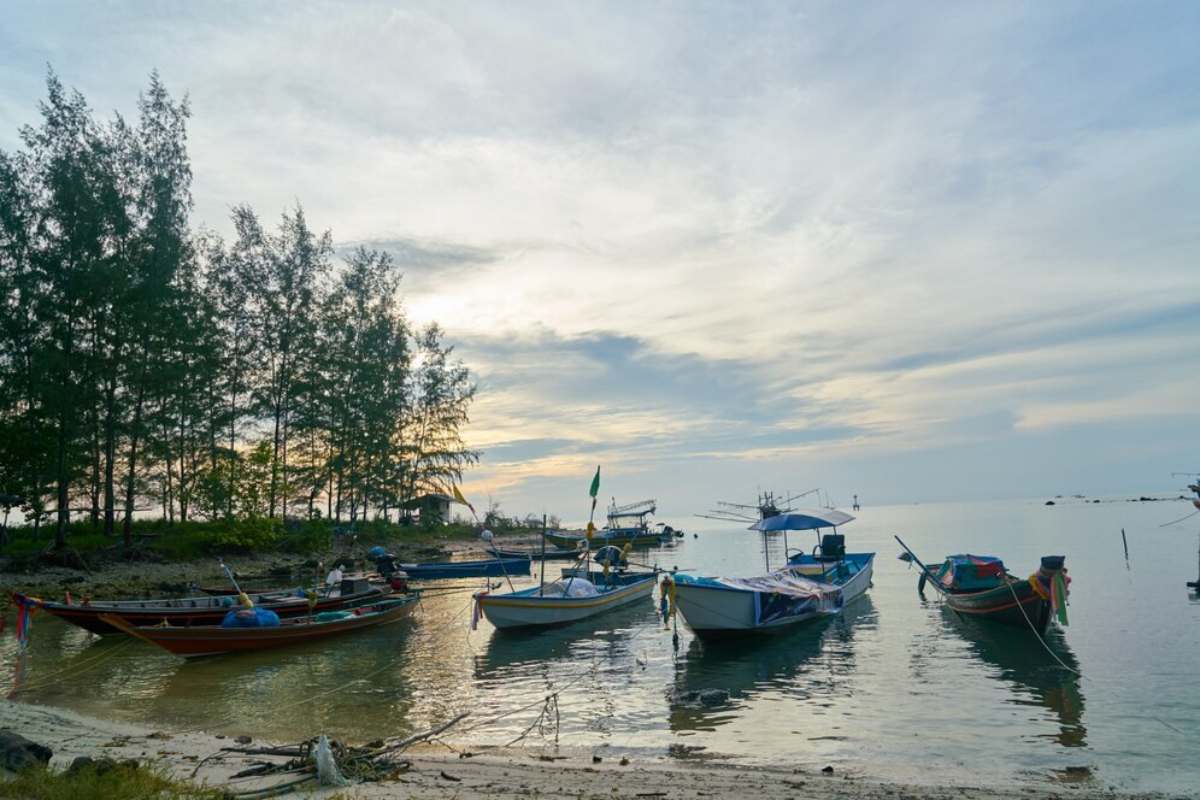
749,509 -> 855,531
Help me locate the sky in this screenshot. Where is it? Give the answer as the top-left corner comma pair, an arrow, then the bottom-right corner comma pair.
2,2 -> 1198,522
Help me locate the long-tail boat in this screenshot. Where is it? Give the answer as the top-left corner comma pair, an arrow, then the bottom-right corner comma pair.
100,594 -> 418,658
12,577 -> 389,636
896,536 -> 1069,633
366,547 -> 531,580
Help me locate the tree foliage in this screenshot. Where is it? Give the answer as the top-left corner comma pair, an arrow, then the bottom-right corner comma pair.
0,70 -> 479,547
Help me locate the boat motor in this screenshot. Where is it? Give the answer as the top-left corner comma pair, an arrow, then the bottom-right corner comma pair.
366,547 -> 409,591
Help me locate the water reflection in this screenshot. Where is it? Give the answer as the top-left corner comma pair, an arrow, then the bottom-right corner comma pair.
939,611 -> 1086,747
668,597 -> 875,735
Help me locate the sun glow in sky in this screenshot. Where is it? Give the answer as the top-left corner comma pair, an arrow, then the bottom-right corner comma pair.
3,2 -> 1198,520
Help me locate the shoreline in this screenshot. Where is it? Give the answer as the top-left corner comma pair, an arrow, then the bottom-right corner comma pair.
0,531 -> 548,599
0,699 -> 1186,799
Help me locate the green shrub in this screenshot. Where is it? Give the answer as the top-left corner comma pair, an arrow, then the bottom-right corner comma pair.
0,763 -> 224,800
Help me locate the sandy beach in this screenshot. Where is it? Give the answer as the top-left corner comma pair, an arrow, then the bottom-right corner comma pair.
0,699 -> 1186,799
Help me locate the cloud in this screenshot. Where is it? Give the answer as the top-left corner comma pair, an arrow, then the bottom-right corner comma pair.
3,2 -> 1198,510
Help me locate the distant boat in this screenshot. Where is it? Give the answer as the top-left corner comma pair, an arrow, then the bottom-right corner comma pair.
544,498 -> 676,550
395,556 -> 531,581
367,547 -> 531,581
100,595 -> 419,658
671,508 -> 874,637
489,546 -> 581,562
897,536 -> 1070,634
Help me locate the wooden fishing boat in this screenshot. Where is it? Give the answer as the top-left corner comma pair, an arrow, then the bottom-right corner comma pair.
544,498 -> 676,550
544,528 -> 668,550
671,509 -> 873,637
897,536 -> 1069,634
100,594 -> 419,658
12,578 -> 389,636
399,556 -> 530,580
473,570 -> 657,630
490,547 -> 581,562
364,546 -> 530,581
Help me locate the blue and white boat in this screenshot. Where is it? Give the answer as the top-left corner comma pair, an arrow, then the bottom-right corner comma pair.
671,509 -> 874,637
473,568 -> 657,630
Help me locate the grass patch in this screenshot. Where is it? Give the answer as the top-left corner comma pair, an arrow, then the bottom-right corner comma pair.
0,763 -> 224,800
0,516 -> 484,566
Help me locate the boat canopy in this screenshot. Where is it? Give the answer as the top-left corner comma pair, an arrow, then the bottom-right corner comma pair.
749,509 -> 855,531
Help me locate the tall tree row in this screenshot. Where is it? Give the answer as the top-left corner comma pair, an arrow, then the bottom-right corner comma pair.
0,71 -> 478,547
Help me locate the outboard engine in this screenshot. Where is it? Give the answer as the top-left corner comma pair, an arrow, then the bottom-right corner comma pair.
367,547 -> 407,591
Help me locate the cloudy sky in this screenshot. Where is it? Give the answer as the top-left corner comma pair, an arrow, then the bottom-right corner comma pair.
3,2 -> 1197,519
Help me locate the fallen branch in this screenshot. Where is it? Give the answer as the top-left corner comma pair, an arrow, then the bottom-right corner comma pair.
369,712 -> 470,759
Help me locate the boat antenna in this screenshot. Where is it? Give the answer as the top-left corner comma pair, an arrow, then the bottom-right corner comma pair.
220,560 -> 253,608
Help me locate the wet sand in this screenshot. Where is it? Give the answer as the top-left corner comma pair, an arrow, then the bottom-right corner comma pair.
1,699 -> 1184,799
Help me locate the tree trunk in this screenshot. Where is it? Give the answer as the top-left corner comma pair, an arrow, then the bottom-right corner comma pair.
102,380 -> 117,536
122,359 -> 148,547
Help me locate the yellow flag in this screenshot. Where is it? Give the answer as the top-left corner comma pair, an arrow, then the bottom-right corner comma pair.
452,485 -> 475,514
586,521 -> 595,540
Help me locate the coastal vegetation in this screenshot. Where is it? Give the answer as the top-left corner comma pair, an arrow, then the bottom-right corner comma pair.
0,762 -> 223,800
0,71 -> 478,556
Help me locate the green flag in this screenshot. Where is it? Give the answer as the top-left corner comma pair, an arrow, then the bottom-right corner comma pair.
588,466 -> 601,498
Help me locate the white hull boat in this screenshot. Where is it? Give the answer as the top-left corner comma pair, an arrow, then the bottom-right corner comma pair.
474,571 -> 656,630
672,553 -> 874,637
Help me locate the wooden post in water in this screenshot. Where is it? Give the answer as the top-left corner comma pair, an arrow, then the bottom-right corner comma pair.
1121,527 -> 1130,569
539,513 -> 547,596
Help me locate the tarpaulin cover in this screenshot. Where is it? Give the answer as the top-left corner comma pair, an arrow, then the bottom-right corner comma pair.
936,554 -> 1005,590
221,607 -> 281,628
719,567 -> 842,625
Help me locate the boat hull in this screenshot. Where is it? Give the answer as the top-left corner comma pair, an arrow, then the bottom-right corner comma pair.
544,530 -> 667,550
476,575 -> 656,629
100,595 -> 418,658
19,585 -> 391,636
673,554 -> 874,638
401,557 -> 531,580
935,577 -> 1053,633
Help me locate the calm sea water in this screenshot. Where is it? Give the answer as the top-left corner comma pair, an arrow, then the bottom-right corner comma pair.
4,499 -> 1199,793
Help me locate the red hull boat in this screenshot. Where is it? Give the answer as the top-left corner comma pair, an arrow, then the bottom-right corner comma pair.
100,594 -> 419,658
13,578 -> 389,636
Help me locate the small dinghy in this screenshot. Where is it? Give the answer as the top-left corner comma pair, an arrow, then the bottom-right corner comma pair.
473,556 -> 657,630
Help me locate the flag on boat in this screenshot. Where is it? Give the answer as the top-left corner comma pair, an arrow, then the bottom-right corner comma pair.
452,485 -> 475,515
587,466 -> 601,537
